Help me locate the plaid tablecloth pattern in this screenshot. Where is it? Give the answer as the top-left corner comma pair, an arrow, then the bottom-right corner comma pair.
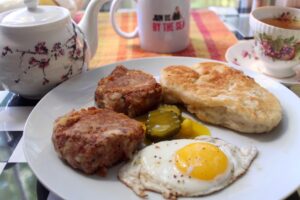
86,10 -> 238,69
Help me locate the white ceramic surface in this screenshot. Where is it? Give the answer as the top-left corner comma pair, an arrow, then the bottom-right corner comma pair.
226,40 -> 300,86
249,6 -> 300,78
23,57 -> 300,200
0,0 -> 108,99
110,0 -> 190,53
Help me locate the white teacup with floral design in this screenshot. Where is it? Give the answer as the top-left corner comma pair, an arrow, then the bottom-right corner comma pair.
250,6 -> 300,78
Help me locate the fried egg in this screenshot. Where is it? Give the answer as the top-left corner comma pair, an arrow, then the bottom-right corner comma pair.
118,136 -> 258,199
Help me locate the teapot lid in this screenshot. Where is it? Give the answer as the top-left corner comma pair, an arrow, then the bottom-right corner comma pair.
0,5 -> 69,27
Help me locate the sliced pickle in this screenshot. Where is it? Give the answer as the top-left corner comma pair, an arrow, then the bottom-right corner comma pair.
158,104 -> 181,116
146,110 -> 181,141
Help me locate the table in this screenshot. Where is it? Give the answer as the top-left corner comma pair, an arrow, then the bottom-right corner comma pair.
0,10 -> 299,200
78,10 -> 238,68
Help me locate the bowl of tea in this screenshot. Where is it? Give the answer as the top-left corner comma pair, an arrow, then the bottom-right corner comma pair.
250,6 -> 300,78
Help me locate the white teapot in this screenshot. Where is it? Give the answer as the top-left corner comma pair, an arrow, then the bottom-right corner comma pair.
0,0 -> 108,99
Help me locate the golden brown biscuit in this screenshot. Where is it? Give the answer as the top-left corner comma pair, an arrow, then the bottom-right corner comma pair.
160,62 -> 282,133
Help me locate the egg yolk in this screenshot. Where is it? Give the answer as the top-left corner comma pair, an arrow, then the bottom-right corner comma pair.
175,142 -> 228,180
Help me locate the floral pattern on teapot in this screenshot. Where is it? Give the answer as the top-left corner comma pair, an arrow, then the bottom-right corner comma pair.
1,23 -> 87,86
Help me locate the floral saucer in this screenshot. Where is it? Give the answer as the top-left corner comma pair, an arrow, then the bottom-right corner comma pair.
225,40 -> 300,86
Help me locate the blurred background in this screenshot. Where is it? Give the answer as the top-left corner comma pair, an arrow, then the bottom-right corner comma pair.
0,0 -> 288,14
0,0 -> 298,48
0,0 -> 298,56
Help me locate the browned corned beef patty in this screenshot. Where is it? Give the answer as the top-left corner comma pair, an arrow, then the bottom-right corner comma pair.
95,65 -> 162,117
52,107 -> 145,175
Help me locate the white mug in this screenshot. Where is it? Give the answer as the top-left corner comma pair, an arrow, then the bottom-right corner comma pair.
110,0 -> 190,53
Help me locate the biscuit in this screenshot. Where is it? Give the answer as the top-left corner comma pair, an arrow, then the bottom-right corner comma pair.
160,62 -> 282,133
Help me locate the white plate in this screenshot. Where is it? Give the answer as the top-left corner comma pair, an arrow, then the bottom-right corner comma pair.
225,40 -> 300,86
23,57 -> 300,200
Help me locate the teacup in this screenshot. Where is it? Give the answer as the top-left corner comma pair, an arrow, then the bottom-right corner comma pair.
249,6 -> 300,78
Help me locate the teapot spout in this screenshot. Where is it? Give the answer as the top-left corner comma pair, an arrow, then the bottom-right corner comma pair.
78,0 -> 109,58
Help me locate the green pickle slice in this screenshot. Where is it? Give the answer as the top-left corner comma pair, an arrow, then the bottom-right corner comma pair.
158,104 -> 181,116
146,110 -> 181,141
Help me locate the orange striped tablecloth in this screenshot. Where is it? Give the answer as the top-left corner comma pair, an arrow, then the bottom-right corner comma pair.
85,10 -> 238,69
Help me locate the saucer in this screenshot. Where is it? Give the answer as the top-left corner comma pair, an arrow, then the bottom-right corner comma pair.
225,40 -> 300,86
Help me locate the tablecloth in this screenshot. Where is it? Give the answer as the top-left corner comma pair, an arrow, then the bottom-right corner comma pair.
82,10 -> 238,69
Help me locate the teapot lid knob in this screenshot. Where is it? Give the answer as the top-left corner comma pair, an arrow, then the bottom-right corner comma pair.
24,0 -> 38,11
0,2 -> 69,27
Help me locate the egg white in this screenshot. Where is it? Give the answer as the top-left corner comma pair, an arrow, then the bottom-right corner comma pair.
118,136 -> 258,199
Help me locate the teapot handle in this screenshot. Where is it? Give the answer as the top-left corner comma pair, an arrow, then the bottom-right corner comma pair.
110,0 -> 139,39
